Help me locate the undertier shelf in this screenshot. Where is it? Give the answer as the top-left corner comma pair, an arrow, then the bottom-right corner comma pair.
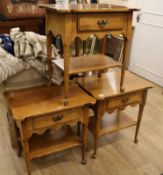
53,54 -> 121,75
89,111 -> 136,137
28,126 -> 82,160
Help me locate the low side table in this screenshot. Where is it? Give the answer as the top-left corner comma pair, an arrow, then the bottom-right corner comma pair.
76,70 -> 153,158
4,81 -> 95,175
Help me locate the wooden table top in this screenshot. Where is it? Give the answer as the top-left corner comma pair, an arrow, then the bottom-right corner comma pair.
39,3 -> 140,13
5,81 -> 95,120
76,70 -> 154,100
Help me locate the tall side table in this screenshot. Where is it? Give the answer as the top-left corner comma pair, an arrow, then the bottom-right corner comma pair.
39,3 -> 139,104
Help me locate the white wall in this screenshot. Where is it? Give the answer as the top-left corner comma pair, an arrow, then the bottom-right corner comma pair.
129,0 -> 163,86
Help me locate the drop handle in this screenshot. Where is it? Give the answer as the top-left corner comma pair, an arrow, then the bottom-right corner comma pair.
97,20 -> 109,27
52,114 -> 64,121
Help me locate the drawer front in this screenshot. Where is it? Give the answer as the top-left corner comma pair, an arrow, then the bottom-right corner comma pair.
33,108 -> 83,130
107,92 -> 142,110
77,13 -> 127,32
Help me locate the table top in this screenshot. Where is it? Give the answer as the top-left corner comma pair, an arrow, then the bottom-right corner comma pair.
5,81 -> 95,120
39,3 -> 140,13
76,70 -> 154,100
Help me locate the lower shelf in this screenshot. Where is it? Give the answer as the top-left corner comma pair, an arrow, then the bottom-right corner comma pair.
29,126 -> 82,160
89,111 -> 137,137
53,54 -> 121,75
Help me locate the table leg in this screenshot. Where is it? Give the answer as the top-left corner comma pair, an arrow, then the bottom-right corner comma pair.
82,106 -> 89,164
83,40 -> 86,55
23,141 -> 31,175
63,41 -> 71,105
120,13 -> 133,92
75,37 -> 80,56
99,36 -> 107,54
98,36 -> 107,77
77,121 -> 81,137
92,101 -> 105,159
120,37 -> 127,92
92,116 -> 100,159
134,90 -> 147,143
120,66 -> 125,92
82,123 -> 87,164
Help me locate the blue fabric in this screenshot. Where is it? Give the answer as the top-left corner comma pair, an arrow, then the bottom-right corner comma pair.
0,35 -> 14,55
91,0 -> 97,3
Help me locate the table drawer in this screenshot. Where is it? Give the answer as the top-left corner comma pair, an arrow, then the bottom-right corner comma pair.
107,92 -> 142,110
77,13 -> 127,32
33,108 -> 83,130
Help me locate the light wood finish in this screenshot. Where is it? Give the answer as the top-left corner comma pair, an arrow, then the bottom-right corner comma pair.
76,70 -> 153,158
78,13 -> 127,32
53,54 -> 121,75
5,82 -> 94,120
107,91 -> 143,110
1,84 -> 163,175
76,70 -> 153,100
40,3 -> 139,103
4,81 -> 95,175
89,111 -> 136,137
32,108 -> 82,130
29,127 -> 81,160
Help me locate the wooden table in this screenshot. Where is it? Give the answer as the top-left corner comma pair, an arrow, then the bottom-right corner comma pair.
76,70 -> 153,158
5,81 -> 95,175
39,3 -> 139,104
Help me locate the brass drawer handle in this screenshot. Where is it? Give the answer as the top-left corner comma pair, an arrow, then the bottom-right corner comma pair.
52,114 -> 64,122
121,96 -> 129,104
97,20 -> 109,27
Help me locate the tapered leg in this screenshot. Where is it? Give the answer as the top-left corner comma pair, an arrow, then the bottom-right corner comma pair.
75,37 -> 80,56
134,104 -> 145,143
82,106 -> 89,164
62,42 -> 71,105
92,101 -> 105,159
92,118 -> 100,159
77,121 -> 81,137
97,36 -> 107,78
134,90 -> 147,143
120,13 -> 133,92
82,123 -> 87,164
23,141 -> 31,175
83,40 -> 86,55
99,36 -> 107,54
